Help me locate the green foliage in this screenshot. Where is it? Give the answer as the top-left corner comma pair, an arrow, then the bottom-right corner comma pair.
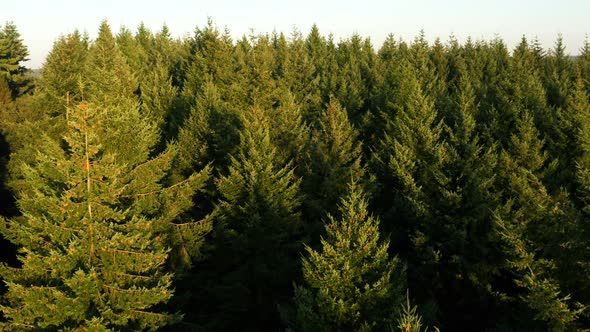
207,107 -> 302,330
373,55 -> 449,223
395,291 -> 439,332
35,31 -> 88,117
277,28 -> 323,125
302,98 -> 364,223
173,79 -> 240,179
0,22 -> 210,331
0,99 -> 208,331
291,181 -> 404,332
3,20 -> 590,331
138,58 -> 178,144
493,111 -> 585,330
333,34 -> 376,126
0,21 -> 31,98
269,90 -> 309,169
84,21 -> 137,106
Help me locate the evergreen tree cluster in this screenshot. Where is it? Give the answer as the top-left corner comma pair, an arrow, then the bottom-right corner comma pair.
1,20 -> 590,331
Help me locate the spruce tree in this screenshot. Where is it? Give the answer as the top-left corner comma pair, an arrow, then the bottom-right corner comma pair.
4,31 -> 87,203
334,34 -> 376,126
281,28 -> 322,125
371,55 -> 451,323
173,79 -> 240,180
116,26 -> 149,82
181,19 -> 234,103
493,112 -> 583,330
567,77 -> 590,314
138,58 -> 178,144
509,37 -> 569,191
291,181 -> 404,332
475,38 -> 512,147
35,31 -> 89,117
373,55 -> 450,229
543,35 -> 573,110
0,21 -> 211,330
367,35 -> 403,149
436,66 -> 504,328
0,21 -> 31,98
578,38 -> 590,96
0,88 -> 209,332
268,90 -> 309,169
505,37 -> 547,136
206,107 -> 302,330
237,33 -> 277,111
305,24 -> 332,111
173,21 -> 239,175
302,98 -> 364,224
84,21 -> 137,106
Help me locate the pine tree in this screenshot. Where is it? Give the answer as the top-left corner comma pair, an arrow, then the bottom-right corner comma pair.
395,291 -> 438,332
367,35 -> 403,149
138,57 -> 178,145
281,28 -> 322,125
435,65 -> 504,328
544,35 -> 573,110
567,76 -> 590,314
291,181 -> 404,332
317,33 -> 340,108
408,31 -> 440,99
0,89 -> 209,332
493,112 -> 583,330
181,19 -> 234,103
371,55 -> 451,323
84,21 -> 137,106
334,34 -> 376,126
305,24 -> 332,111
4,30 -> 88,192
173,79 -> 240,180
0,21 -> 31,98
2,97 -> 47,198
427,38 -> 449,122
0,21 -> 211,330
173,21 -> 238,171
373,55 -> 450,229
508,37 -> 547,132
578,38 -> 590,96
35,31 -> 89,117
475,38 -> 512,147
509,36 -> 569,191
116,26 -> 149,81
206,107 -> 302,330
268,90 -> 309,169
302,98 -> 364,224
239,33 -> 277,111
271,31 -> 289,81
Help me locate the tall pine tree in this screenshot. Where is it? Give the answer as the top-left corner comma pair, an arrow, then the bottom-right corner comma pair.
0,21 -> 31,98
290,181 -> 404,332
204,107 -> 302,330
0,21 -> 210,331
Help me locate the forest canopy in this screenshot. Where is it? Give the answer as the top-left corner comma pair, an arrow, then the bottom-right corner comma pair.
0,19 -> 590,331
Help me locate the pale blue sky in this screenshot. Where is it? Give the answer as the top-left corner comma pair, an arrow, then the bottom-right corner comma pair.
2,0 -> 589,68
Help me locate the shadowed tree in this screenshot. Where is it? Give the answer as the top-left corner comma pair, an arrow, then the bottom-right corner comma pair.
289,181 -> 404,332
201,107 -> 303,330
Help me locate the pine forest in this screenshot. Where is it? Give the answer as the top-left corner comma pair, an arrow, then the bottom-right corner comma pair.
1,19 -> 590,331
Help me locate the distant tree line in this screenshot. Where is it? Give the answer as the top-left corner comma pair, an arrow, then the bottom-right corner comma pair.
1,19 -> 590,331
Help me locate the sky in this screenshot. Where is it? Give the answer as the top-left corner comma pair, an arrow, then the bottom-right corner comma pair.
2,0 -> 590,68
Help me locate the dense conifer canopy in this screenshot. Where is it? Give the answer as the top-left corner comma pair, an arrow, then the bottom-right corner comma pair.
1,20 -> 589,331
